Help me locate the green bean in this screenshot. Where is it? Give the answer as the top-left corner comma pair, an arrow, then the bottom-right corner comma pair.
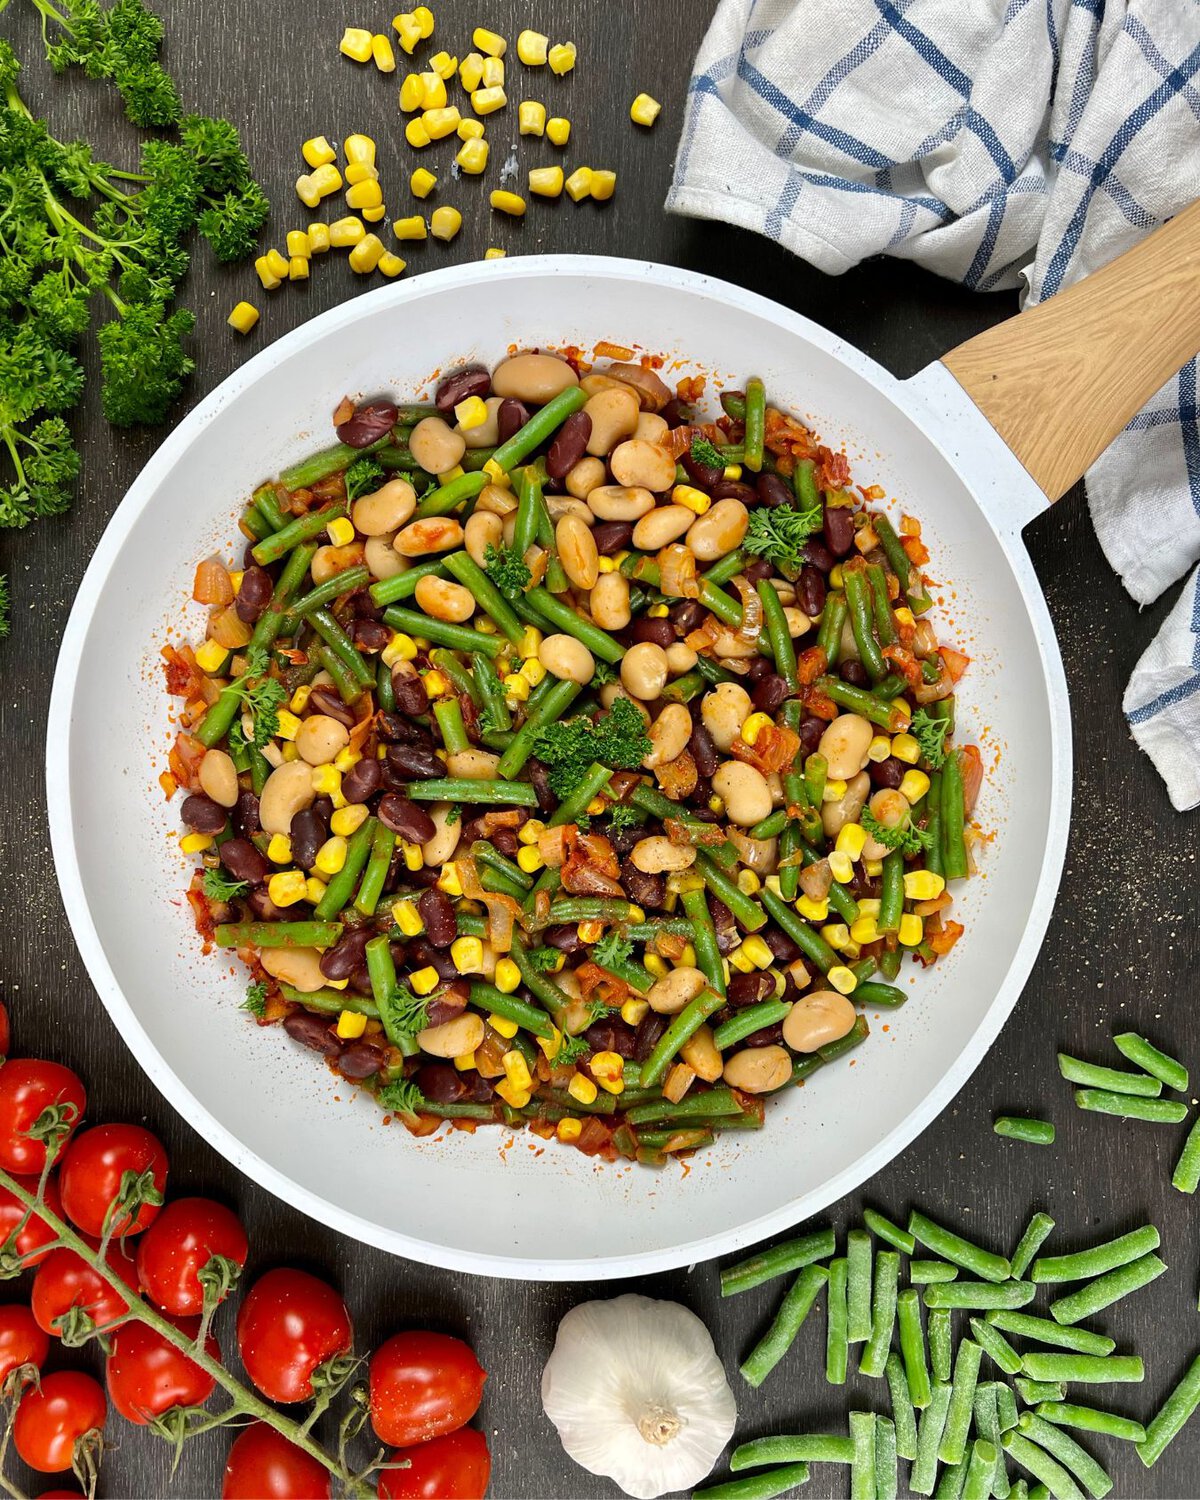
281,565 -> 371,628
1057,1053 -> 1161,1096
996,1384 -> 1020,1435
934,1459 -> 966,1500
858,1250 -> 899,1378
972,1386 -> 1008,1500
312,643 -> 360,703
524,585 -> 625,662
1031,1223 -> 1160,1285
820,1014 -> 868,1063
548,762 -> 613,829
846,1228 -> 873,1344
1035,1404 -> 1145,1445
248,745 -> 271,796
547,898 -> 638,924
713,1001 -> 792,1052
459,445 -> 496,472
908,1212 -> 1011,1284
911,1261 -> 959,1285
852,980 -> 907,1008
1001,1433 -> 1085,1500
369,559 -> 449,606
1073,1088 -> 1186,1122
750,809 -> 789,840
465,653 -> 507,732
214,922 -> 341,949
281,984 -> 378,1018
660,668 -> 706,704
939,750 -> 968,879
787,456 -> 818,511
309,608 -> 375,686
1112,1031 -> 1188,1091
692,1463 -> 810,1500
472,840 -> 533,892
922,770 -> 944,879
872,671 -> 906,699
508,934 -> 575,1031
872,512 -> 912,592
939,1339 -> 983,1465
970,1318 -> 1023,1377
704,549 -> 749,587
441,551 -> 524,644
865,563 -> 897,646
353,822 -> 396,916
696,852 -> 767,932
423,650 -> 478,708
512,467 -> 542,559
1011,1213 -> 1057,1279
863,1208 -> 914,1254
627,1090 -> 743,1128
875,1415 -> 897,1500
825,1255 -> 848,1385
850,1409 -> 876,1500
673,886 -> 724,997
844,564 -> 887,681
1014,1416 -> 1111,1500
897,1288 -> 931,1409
817,593 -> 847,668
313,818 -> 377,919
1172,1111 -> 1200,1193
816,676 -> 908,731
1138,1352 -> 1200,1467
962,1441 -> 998,1500
733,1434 -> 854,1469
929,1309 -> 953,1384
523,866 -> 560,914
494,677 -> 581,778
413,470 -> 488,520
986,1312 -> 1114,1357
924,1283 -> 1035,1312
758,580 -> 799,691
875,850 -> 904,935
376,658 -> 396,712
402,778 -> 538,806
740,1262 -> 828,1387
743,377 -> 766,472
241,502 -> 272,540
776,822 -> 802,904
759,886 -> 837,972
490,386 -> 590,473
624,1127 -> 716,1154
480,865 -> 534,901
251,505 -> 345,567
1048,1253 -> 1166,1326
886,1352 -> 919,1460
994,1116 -> 1055,1146
279,432 -> 397,491
365,936 -> 418,1056
381,604 -> 505,657
433,696 -> 469,754
911,1382 -> 952,1495
623,556 -> 747,628
720,1227 -> 837,1297
1021,1353 -> 1143,1385
641,988 -> 725,1089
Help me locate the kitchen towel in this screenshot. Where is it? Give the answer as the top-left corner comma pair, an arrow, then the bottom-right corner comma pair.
667,0 -> 1200,809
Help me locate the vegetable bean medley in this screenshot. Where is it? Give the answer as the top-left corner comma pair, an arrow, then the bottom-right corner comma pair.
162,349 -> 980,1166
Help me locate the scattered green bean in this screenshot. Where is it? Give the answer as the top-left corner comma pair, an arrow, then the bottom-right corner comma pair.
847,1229 -> 874,1344
924,1282 -> 1035,1312
1031,1224 -> 1160,1284
732,1434 -> 854,1469
1011,1213 -> 1056,1280
826,1256 -> 848,1385
382,604 -> 505,657
908,1212 -> 1011,1284
1035,1403 -> 1145,1444
986,1311 -> 1114,1357
897,1288 -> 931,1409
692,1462 -> 811,1500
740,1263 -> 829,1387
940,1339 -> 983,1465
929,1309 -> 953,1384
1137,1352 -> 1200,1467
1021,1353 -> 1144,1385
1056,1053 -> 1161,1096
720,1227 -> 837,1297
970,1318 -> 1023,1377
911,1261 -> 959,1285
863,1208 -> 915,1254
860,1250 -> 900,1378
911,1383 -> 953,1495
994,1117 -> 1055,1146
1112,1031 -> 1188,1092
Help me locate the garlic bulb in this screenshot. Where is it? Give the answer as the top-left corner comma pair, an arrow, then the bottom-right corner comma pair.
541,1294 -> 737,1499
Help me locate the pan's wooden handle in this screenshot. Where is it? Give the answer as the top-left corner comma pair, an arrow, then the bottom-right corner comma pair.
941,199 -> 1200,502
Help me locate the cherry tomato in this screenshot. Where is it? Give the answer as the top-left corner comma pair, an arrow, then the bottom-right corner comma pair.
0,1305 -> 49,1379
0,1175 -> 66,1268
35,1491 -> 83,1498
0,1062 -> 86,1176
221,1421 -> 333,1499
13,1371 -> 106,1473
136,1197 -> 248,1316
368,1332 -> 486,1448
236,1268 -> 352,1404
0,1000 -> 10,1058
377,1429 -> 491,1500
59,1124 -> 168,1238
32,1238 -> 138,1338
105,1313 -> 219,1424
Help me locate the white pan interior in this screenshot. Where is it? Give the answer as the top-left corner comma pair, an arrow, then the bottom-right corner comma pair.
49,258 -> 1070,1278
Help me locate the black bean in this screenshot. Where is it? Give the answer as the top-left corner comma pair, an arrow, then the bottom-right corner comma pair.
290,806 -> 328,870
745,655 -> 772,683
234,566 -> 273,624
385,742 -> 443,780
496,398 -> 530,444
320,926 -> 374,981
349,591 -> 383,621
418,887 -> 457,948
308,687 -> 357,727
337,1042 -> 389,1080
584,1019 -> 637,1059
840,660 -> 869,688
591,521 -> 633,555
233,790 -> 261,839
726,971 -> 776,1008
180,794 -> 226,834
670,599 -> 706,635
526,758 -> 556,815
689,721 -> 719,778
634,1012 -> 668,1062
377,793 -> 436,843
798,565 -> 826,618
390,669 -> 430,718
871,756 -> 905,790
414,1062 -> 467,1103
377,712 -> 432,747
743,557 -> 774,584
802,538 -> 836,574
351,619 -> 390,653
425,982 -> 468,1026
435,366 -> 490,413
491,827 -> 518,858
687,775 -> 713,809
620,861 -> 665,911
756,473 -> 793,509
544,924 -> 586,955
341,758 -> 382,804
824,504 -> 855,557
710,479 -> 757,505
609,824 -> 643,856
284,1012 -> 341,1056
752,673 -> 789,714
680,451 -> 721,490
799,716 -> 827,754
460,1071 -> 495,1103
336,401 -> 398,448
219,837 -> 268,887
632,617 -> 674,649
546,411 -> 592,480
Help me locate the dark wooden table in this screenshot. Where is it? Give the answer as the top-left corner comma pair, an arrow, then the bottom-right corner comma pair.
3,2 -> 1197,1495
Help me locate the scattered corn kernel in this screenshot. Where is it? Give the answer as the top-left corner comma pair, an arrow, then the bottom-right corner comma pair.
263,249 -> 289,281
489,189 -> 526,217
828,965 -> 858,996
422,105 -> 461,140
340,27 -> 373,62
420,70 -> 447,108
456,138 -> 489,174
268,870 -> 307,907
796,894 -> 830,923
528,166 -> 563,198
517,28 -> 548,65
284,229 -> 310,261
412,5 -> 434,37
311,164 -> 344,200
457,118 -> 485,141
672,483 -> 711,515
329,216 -> 366,247
481,55 -> 505,88
482,458 -> 507,483
226,300 -> 260,336
346,179 -> 384,211
823,778 -> 848,803
899,769 -> 931,803
430,205 -> 462,241
459,52 -> 485,90
406,118 -> 432,148
556,1116 -> 582,1142
289,255 -> 309,280
567,1072 -> 598,1105
180,832 -> 213,855
740,711 -> 773,747
307,222 -> 331,255
348,233 -> 385,273
451,936 -> 485,974
451,396 -> 486,433
372,33 -> 396,71
392,898 -> 424,936
590,1051 -> 624,1095
518,100 -> 546,136
835,823 -> 867,861
302,135 -> 336,168
333,1009 -> 367,1041
345,161 -> 379,186
892,698 -> 912,729
899,913 -> 924,947
332,748 -> 361,776
564,165 -> 593,201
590,169 -> 616,201
850,915 -> 880,945
547,42 -> 576,74
489,1014 -> 518,1039
472,85 -> 507,115
494,957 -> 521,993
393,12 -> 422,53
903,870 -> 945,901
409,169 -> 437,201
399,73 -> 424,111
430,49 -> 457,78
630,92 -> 662,127
325,516 -> 355,548
410,966 -> 440,995
473,26 -> 506,57
545,115 -> 570,146
289,683 -> 312,714
867,734 -> 892,763
577,919 -> 604,943
437,860 -> 463,896
267,834 -> 292,864
822,923 -> 851,950
294,175 -> 321,210
392,214 -> 428,242
254,255 -> 282,290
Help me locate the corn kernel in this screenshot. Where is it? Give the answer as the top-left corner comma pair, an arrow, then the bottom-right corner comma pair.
421,106 -> 460,140
829,564 -> 844,588
389,214 -> 426,244
865,858 -> 884,877
590,170 -> 616,201
180,832 -> 213,855
271,710 -> 300,744
519,818 -> 544,845
344,161 -> 379,186
548,42 -> 576,74
268,870 -> 307,907
513,845 -> 543,877
546,116 -> 571,146
311,836 -> 346,877
708,794 -> 724,815
724,463 -> 743,480
329,216 -> 365,247
323,516 -> 354,548
456,138 -> 489,174
393,12 -> 422,53
281,742 -> 300,762
310,768 -> 342,801
437,861 -> 463,897
407,170 -> 436,204
899,913 -> 924,947
641,953 -> 668,981
494,1077 -> 531,1108
430,49 -> 457,78
564,165 -> 593,202
345,179 -> 384,211
267,834 -> 293,864
519,100 -> 546,136
410,966 -> 440,995
899,769 -> 931,803
329,1009 -> 367,1043
740,711 -> 773,747
453,1051 -> 476,1071
866,734 -> 892,764
451,936 -> 485,974
472,86 -> 507,115
517,28 -> 548,65
501,673 -> 529,703
395,839 -> 420,872
556,1116 -> 582,1142
430,206 -> 462,241
796,894 -> 829,923
194,638 -> 229,673
302,135 -> 336,168
422,669 -> 449,699
567,1072 -> 598,1106
850,915 -> 880,945
447,396 -> 486,434
348,233 -> 384,273
482,458 -> 508,483
903,872 -> 945,903
459,52 -> 485,90
627,905 -> 645,924
591,1051 -> 624,1095
254,255 -> 283,290
678,943 -> 697,967
482,55 -> 505,88
892,698 -> 912,729
406,118 -> 432,148
828,965 -> 858,996
375,251 -> 404,279
382,632 -> 417,667
885,734 -> 919,767
310,164 -> 344,201
823,778 -> 848,803
502,1050 -> 532,1092
419,70 -> 447,108
741,935 -> 774,969
528,166 -> 563,198
306,223 -> 331,256
284,229 -> 311,261
373,33 -> 396,72
287,684 -> 313,715
630,92 -> 662,128
835,823 -> 867,861
391,898 -> 424,936
894,606 -> 915,627
399,73 -> 424,111
727,945 -> 755,975
412,5 -> 434,37
487,1014 -> 517,1041
490,956 -> 519,994
264,248 -> 289,280
513,625 -> 541,660
646,602 -> 670,619
672,483 -> 711,515
288,255 -> 308,281
621,999 -> 650,1027
737,869 -> 762,895
577,920 -> 604,944
340,27 -> 373,62
364,206 -> 387,225
473,26 -> 506,57
822,923 -> 851,950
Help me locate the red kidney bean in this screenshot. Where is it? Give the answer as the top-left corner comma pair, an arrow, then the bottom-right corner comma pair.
351,619 -> 390,653
544,924 -> 585,955
219,838 -> 269,887
284,1012 -> 341,1056
688,721 -> 719,779
526,759 -> 556,815
307,687 -> 356,728
424,994 -> 467,1028
660,398 -> 690,428
247,888 -> 290,922
762,926 -> 801,964
390,670 -> 429,718
632,617 -> 674,649
460,692 -> 481,743
181,793 -> 226,834
349,591 -> 383,620
337,1042 -> 388,1080
414,1063 -> 467,1103
802,538 -> 836,574
670,599 -> 706,634
710,479 -> 757,505
377,712 -> 433,747
634,1011 -> 668,1062
870,756 -> 906,790
823,504 -> 855,557
620,862 -> 665,911
839,660 -> 869,688
417,887 -> 456,948
680,451 -> 722,490
726,971 -> 776,1008
385,743 -> 443,780
743,558 -> 774,584
377,794 -> 436,843
233,790 -> 261,839
406,939 -> 458,980
708,895 -> 739,951
687,774 -> 713,810
609,824 -> 643,857
336,401 -> 398,448
341,758 -> 382,803
799,715 -> 827,754
546,411 -> 592,480
289,807 -> 328,871
349,965 -> 377,995
742,1022 -> 785,1048
234,566 -> 273,624
798,564 -> 826,618
491,827 -> 518,858
497,398 -> 530,443
435,366 -> 490,413
756,473 -> 793,509
752,673 -> 790,714
320,926 -> 374,982
591,521 -> 633,555
460,1071 -> 495,1103
744,655 -> 771,683
584,1019 -> 637,1059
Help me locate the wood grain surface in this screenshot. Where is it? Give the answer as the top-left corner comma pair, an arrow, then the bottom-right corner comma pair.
2,2 -> 1198,1497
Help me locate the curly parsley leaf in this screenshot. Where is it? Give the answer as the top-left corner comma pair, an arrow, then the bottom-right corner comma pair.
528,946 -> 562,973
225,647 -> 286,746
556,1032 -> 592,1066
380,985 -> 431,1039
593,929 -> 634,972
445,805 -> 461,825
860,807 -> 934,856
606,803 -> 644,834
345,456 -> 384,502
484,542 -> 531,599
533,697 -> 652,800
378,1077 -> 424,1116
743,502 -> 824,577
202,868 -> 248,903
241,980 -> 267,1019
910,707 -> 950,770
589,660 -> 618,688
690,435 -> 724,469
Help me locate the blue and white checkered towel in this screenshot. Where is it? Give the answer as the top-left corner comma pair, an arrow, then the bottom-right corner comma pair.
667,0 -> 1200,810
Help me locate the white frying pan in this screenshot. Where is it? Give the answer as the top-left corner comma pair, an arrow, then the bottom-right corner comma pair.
47,210 -> 1200,1279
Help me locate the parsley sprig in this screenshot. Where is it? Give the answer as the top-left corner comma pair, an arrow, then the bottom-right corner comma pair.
743,502 -> 824,577
860,807 -> 934,856
202,868 -> 248,903
909,707 -> 950,770
241,981 -> 267,1019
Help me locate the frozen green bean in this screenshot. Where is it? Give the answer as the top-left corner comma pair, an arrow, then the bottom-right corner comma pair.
970,1318 -> 1023,1377
863,1208 -> 915,1254
929,1309 -> 953,1385
1020,1354 -> 1144,1385
1056,1054 -> 1161,1097
1034,1404 -> 1145,1444
911,1383 -> 952,1496
1015,1415 -> 1111,1499
719,1227 -> 837,1296
908,1212 -> 1011,1284
850,1409 -> 876,1500
911,1261 -> 959,1284
875,1415 -> 897,1500
859,1250 -> 900,1378
1073,1089 -> 1186,1123
986,1311 -> 1114,1357
1011,1213 -> 1056,1280
1048,1253 -> 1166,1326
940,1339 -> 983,1465
994,1116 -> 1055,1146
1001,1434 -> 1085,1500
826,1256 -> 848,1385
847,1229 -> 874,1343
1137,1352 -> 1200,1468
731,1435 -> 854,1468
1112,1031 -> 1188,1091
739,1263 -> 828,1387
923,1282 -> 1035,1312
1031,1225 -> 1160,1284
897,1288 -> 931,1409
886,1351 -> 919,1461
